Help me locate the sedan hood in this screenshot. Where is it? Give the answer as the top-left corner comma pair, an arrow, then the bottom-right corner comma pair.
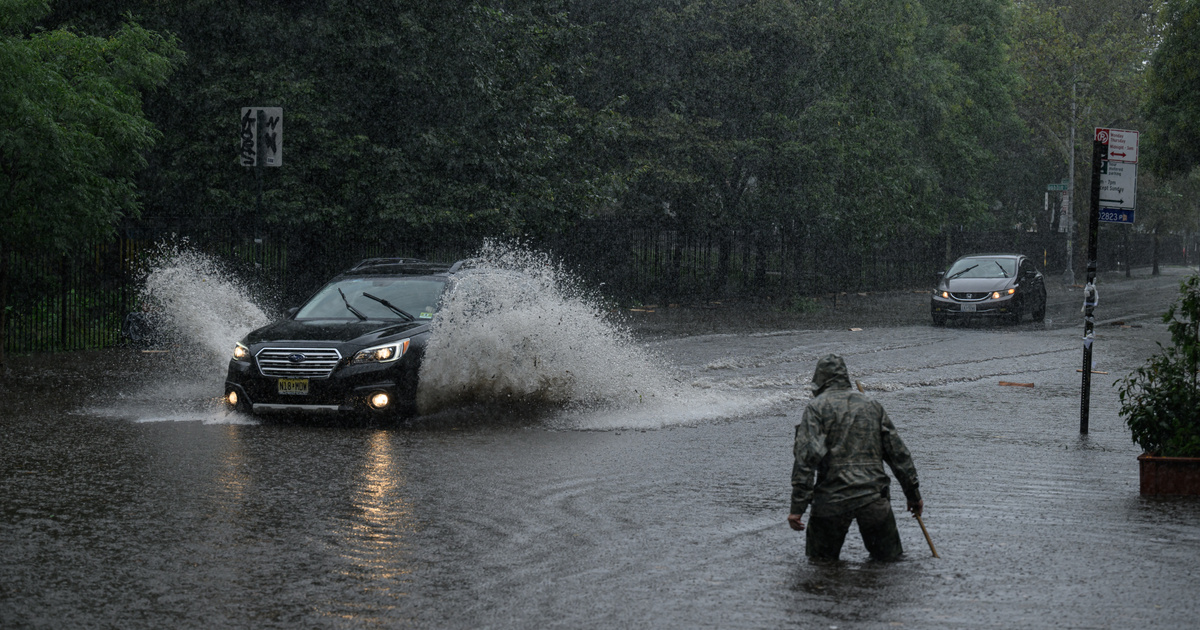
942,277 -> 1015,293
244,319 -> 426,345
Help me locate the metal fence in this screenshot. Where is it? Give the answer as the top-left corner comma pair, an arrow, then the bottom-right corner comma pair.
3,221 -> 1194,355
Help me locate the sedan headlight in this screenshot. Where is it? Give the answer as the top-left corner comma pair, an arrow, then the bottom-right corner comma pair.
991,288 -> 1017,299
233,342 -> 250,360
352,339 -> 410,364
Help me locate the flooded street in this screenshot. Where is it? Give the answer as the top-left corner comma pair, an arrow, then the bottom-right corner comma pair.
4,268 -> 1200,629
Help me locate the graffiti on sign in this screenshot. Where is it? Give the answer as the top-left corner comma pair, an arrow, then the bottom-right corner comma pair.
239,107 -> 283,167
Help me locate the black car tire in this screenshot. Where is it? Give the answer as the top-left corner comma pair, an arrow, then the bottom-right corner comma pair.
1011,304 -> 1022,324
932,313 -> 947,326
1032,288 -> 1047,322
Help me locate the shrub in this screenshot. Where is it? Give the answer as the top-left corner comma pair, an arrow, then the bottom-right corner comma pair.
1117,274 -> 1200,457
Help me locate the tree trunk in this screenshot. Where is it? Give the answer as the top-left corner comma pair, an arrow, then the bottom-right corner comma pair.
0,244 -> 9,375
718,230 -> 732,294
1153,228 -> 1161,276
1125,227 -> 1132,278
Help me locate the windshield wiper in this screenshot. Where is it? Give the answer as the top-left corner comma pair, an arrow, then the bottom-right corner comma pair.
994,261 -> 1009,277
948,264 -> 977,280
338,288 -> 368,321
362,292 -> 416,321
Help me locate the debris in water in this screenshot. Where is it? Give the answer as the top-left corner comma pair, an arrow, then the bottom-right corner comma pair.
998,381 -> 1035,388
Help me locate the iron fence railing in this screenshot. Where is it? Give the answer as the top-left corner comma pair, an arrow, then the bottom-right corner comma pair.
3,221 -> 1195,355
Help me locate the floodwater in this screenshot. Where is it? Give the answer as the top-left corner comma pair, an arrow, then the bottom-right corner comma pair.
3,259 -> 1200,629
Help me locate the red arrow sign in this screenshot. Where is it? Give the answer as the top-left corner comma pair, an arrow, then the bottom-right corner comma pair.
1095,128 -> 1139,163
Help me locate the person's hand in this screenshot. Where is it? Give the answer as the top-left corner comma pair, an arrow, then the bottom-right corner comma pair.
907,499 -> 924,518
787,514 -> 805,531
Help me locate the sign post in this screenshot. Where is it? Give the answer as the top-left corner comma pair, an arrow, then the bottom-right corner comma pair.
1082,128 -> 1138,433
239,108 -> 282,252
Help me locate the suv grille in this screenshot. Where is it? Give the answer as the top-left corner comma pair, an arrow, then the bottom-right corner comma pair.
257,347 -> 342,378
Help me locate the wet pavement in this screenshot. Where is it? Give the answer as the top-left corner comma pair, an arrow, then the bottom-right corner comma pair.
3,266 -> 1200,629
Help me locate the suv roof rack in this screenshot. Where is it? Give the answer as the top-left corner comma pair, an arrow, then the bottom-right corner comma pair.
342,257 -> 471,277
350,257 -> 427,270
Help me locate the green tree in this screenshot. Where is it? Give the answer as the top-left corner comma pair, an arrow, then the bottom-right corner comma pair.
0,1 -> 181,369
83,1 -> 618,247
1011,0 -> 1157,277
566,0 -> 1022,291
1143,0 -> 1200,178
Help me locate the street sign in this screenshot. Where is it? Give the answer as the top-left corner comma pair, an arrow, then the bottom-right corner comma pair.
239,107 -> 283,166
1099,208 -> 1135,224
1047,183 -> 1069,191
1095,128 -> 1138,163
1098,160 -> 1136,209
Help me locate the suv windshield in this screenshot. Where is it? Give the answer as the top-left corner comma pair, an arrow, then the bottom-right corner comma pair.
296,276 -> 447,320
947,258 -> 1015,279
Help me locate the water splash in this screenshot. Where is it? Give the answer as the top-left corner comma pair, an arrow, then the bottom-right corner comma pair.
138,243 -> 272,367
416,242 -> 789,429
86,243 -> 272,424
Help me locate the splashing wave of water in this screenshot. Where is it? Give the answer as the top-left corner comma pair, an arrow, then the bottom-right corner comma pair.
139,244 -> 272,367
416,243 -> 792,429
86,244 -> 273,425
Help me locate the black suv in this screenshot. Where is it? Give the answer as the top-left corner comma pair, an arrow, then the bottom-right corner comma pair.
224,258 -> 461,420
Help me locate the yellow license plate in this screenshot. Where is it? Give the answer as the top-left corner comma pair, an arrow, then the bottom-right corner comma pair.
277,378 -> 309,395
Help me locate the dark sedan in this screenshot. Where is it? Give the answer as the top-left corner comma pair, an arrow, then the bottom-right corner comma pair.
930,254 -> 1047,325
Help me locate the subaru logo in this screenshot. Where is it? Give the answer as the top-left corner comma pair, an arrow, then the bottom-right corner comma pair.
287,353 -> 307,363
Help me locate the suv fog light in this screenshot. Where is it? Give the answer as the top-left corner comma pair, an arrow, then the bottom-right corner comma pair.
369,392 -> 390,409
228,391 -> 239,406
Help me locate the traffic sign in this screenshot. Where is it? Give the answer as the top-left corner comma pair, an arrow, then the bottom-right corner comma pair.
1099,208 -> 1135,224
1047,183 -> 1068,191
1095,128 -> 1138,163
1098,160 -> 1136,209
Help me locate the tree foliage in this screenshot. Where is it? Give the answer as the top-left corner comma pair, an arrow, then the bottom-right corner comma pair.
1118,274 -> 1200,456
18,0 -> 1177,286
0,1 -> 181,368
1,3 -> 181,253
1143,0 -> 1200,178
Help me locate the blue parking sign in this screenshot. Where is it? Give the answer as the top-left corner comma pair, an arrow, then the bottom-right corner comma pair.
1098,208 -> 1135,224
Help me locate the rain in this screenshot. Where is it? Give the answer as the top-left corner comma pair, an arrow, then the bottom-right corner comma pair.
3,1 -> 1200,628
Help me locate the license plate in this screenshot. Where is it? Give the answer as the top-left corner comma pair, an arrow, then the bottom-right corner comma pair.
960,303 -> 976,313
277,378 -> 309,395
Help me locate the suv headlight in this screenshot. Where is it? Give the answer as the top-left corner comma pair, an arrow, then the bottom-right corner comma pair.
352,339 -> 410,364
233,342 -> 250,360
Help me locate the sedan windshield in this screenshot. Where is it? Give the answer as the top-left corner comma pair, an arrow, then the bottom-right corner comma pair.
947,258 -> 1015,279
296,277 -> 446,320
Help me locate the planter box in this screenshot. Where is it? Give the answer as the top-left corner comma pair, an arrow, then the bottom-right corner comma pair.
1138,454 -> 1200,495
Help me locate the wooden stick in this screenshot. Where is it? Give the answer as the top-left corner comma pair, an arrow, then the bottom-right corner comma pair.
998,381 -> 1035,388
916,514 -> 939,558
1076,369 -> 1109,374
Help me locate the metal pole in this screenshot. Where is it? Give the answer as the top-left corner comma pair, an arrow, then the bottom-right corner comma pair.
1081,136 -> 1104,433
255,109 -> 265,218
